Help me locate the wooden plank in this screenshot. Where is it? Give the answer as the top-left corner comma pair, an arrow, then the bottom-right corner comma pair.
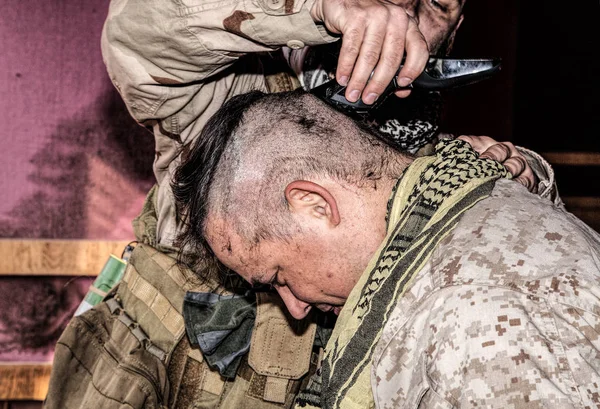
563,196 -> 600,208
0,240 -> 130,276
541,152 -> 600,166
563,196 -> 600,233
0,364 -> 52,400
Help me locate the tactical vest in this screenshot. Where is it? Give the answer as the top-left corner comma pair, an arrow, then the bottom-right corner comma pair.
45,185 -> 318,409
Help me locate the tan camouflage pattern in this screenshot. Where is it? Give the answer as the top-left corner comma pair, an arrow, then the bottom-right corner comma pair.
101,0 -> 336,245
373,179 -> 600,409
45,186 -> 319,409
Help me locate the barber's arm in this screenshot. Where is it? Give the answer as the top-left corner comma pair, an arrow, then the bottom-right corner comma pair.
101,0 -> 335,153
101,0 -> 428,178
516,147 -> 562,206
101,0 -> 337,242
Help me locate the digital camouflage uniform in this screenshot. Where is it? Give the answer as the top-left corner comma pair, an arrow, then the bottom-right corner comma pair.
293,141 -> 600,409
373,178 -> 600,408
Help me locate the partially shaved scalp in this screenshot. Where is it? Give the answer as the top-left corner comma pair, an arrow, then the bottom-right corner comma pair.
173,89 -> 412,277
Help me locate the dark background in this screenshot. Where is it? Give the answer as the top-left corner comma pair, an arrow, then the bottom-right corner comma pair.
443,0 -> 600,230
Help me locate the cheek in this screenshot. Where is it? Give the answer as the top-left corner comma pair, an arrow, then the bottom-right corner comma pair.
417,15 -> 449,52
284,271 -> 331,299
319,270 -> 353,296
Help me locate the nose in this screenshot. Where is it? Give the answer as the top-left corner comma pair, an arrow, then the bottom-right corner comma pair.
275,286 -> 312,320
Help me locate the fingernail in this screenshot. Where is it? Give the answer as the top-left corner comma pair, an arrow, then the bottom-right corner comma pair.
364,93 -> 379,105
397,77 -> 412,87
339,76 -> 349,86
348,89 -> 360,102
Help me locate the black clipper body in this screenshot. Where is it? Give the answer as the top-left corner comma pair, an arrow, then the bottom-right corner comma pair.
311,57 -> 502,117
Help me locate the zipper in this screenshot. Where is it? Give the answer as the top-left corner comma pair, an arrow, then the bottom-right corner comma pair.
118,361 -> 165,406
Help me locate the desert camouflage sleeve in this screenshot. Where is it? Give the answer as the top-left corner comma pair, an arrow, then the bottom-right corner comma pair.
101,0 -> 336,244
376,285 -> 596,408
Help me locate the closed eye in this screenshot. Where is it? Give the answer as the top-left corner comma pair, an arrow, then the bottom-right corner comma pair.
269,267 -> 281,287
251,267 -> 280,291
430,0 -> 448,12
251,283 -> 274,291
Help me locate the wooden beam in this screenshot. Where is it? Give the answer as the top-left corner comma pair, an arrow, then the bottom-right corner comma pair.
0,364 -> 52,400
563,196 -> 600,208
0,240 -> 130,276
541,152 -> 600,166
563,196 -> 600,233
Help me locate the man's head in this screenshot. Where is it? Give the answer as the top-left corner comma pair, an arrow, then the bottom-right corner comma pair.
174,90 -> 413,319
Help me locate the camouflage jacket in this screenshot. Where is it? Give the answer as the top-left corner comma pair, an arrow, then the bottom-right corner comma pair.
373,179 -> 600,408
101,0 -> 337,246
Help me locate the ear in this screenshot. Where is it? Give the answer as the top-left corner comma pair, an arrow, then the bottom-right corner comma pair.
284,180 -> 341,226
456,14 -> 464,31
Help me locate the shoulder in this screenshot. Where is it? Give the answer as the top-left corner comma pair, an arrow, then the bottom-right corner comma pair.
430,179 -> 600,307
373,180 -> 600,408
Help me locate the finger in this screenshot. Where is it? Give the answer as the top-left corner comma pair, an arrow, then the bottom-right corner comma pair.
502,156 -> 528,178
497,140 -> 518,157
336,22 -> 367,88
345,21 -> 388,102
457,135 -> 488,154
395,15 -> 429,91
458,135 -> 496,154
394,89 -> 412,98
514,170 -> 538,193
479,143 -> 512,163
457,135 -> 478,150
510,155 -> 538,192
362,8 -> 409,104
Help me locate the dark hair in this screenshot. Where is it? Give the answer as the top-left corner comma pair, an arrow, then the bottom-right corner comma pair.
172,90 -> 268,280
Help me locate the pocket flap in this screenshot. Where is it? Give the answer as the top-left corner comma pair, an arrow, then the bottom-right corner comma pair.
248,292 -> 316,379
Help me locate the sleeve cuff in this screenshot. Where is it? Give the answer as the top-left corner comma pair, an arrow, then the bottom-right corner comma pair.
517,146 -> 564,207
246,0 -> 338,47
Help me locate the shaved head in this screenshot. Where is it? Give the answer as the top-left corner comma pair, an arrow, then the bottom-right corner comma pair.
173,89 -> 412,279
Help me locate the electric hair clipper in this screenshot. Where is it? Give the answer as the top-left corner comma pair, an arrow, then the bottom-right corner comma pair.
311,57 -> 502,116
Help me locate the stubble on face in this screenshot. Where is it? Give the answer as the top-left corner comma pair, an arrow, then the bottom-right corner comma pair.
392,0 -> 465,55
205,216 -> 357,308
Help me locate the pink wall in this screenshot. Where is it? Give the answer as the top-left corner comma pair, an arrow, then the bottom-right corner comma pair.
0,0 -> 155,240
0,0 -> 156,371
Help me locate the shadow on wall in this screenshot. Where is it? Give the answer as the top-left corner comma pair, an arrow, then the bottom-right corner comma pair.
0,276 -> 93,362
0,88 -> 155,239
